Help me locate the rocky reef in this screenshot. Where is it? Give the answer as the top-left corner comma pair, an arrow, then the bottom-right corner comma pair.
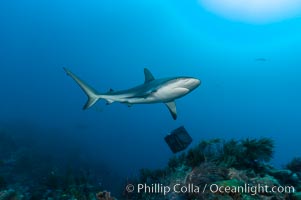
1,125 -> 301,200
0,126 -> 117,200
122,138 -> 301,200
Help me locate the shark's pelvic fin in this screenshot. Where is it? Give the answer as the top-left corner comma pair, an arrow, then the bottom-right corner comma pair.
106,99 -> 114,105
165,101 -> 177,120
63,67 -> 99,110
144,68 -> 155,83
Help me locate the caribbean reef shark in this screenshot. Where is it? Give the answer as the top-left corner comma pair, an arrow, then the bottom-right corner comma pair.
63,68 -> 200,120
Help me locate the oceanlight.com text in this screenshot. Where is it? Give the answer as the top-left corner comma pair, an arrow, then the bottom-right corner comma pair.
209,183 -> 295,195
125,183 -> 295,196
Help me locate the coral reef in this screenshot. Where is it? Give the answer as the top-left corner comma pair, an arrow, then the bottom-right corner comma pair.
166,138 -> 274,172
287,157 -> 301,174
0,189 -> 17,200
96,191 -> 116,200
0,176 -> 6,190
0,127 -> 115,200
1,126 -> 301,200
122,138 -> 300,200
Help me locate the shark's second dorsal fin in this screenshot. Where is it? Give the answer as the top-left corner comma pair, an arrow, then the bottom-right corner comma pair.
165,101 -> 177,120
144,68 -> 155,83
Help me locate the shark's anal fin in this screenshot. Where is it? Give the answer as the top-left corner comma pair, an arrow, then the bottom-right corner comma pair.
144,68 -> 155,83
165,101 -> 177,120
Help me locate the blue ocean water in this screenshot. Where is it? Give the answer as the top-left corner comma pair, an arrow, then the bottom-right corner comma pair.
1,0 -> 301,193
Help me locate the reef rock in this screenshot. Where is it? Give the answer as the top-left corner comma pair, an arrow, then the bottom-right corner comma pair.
292,192 -> 301,200
268,169 -> 292,180
0,189 -> 18,200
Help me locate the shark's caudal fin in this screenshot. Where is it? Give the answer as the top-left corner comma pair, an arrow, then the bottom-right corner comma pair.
63,68 -> 99,110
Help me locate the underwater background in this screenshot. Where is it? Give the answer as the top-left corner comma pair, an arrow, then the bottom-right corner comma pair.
1,0 -> 301,199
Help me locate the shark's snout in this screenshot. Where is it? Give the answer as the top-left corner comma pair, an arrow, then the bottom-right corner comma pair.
192,78 -> 201,87
182,78 -> 201,90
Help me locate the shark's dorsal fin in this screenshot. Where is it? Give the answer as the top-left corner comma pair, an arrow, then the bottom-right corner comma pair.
165,101 -> 177,120
144,68 -> 155,83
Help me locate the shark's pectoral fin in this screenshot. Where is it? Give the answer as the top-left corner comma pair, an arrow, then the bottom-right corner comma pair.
165,101 -> 177,120
144,68 -> 155,83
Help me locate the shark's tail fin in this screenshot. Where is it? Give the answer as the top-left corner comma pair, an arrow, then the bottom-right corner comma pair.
63,67 -> 99,109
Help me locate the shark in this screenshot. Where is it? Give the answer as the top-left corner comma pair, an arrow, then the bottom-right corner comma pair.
63,68 -> 201,120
